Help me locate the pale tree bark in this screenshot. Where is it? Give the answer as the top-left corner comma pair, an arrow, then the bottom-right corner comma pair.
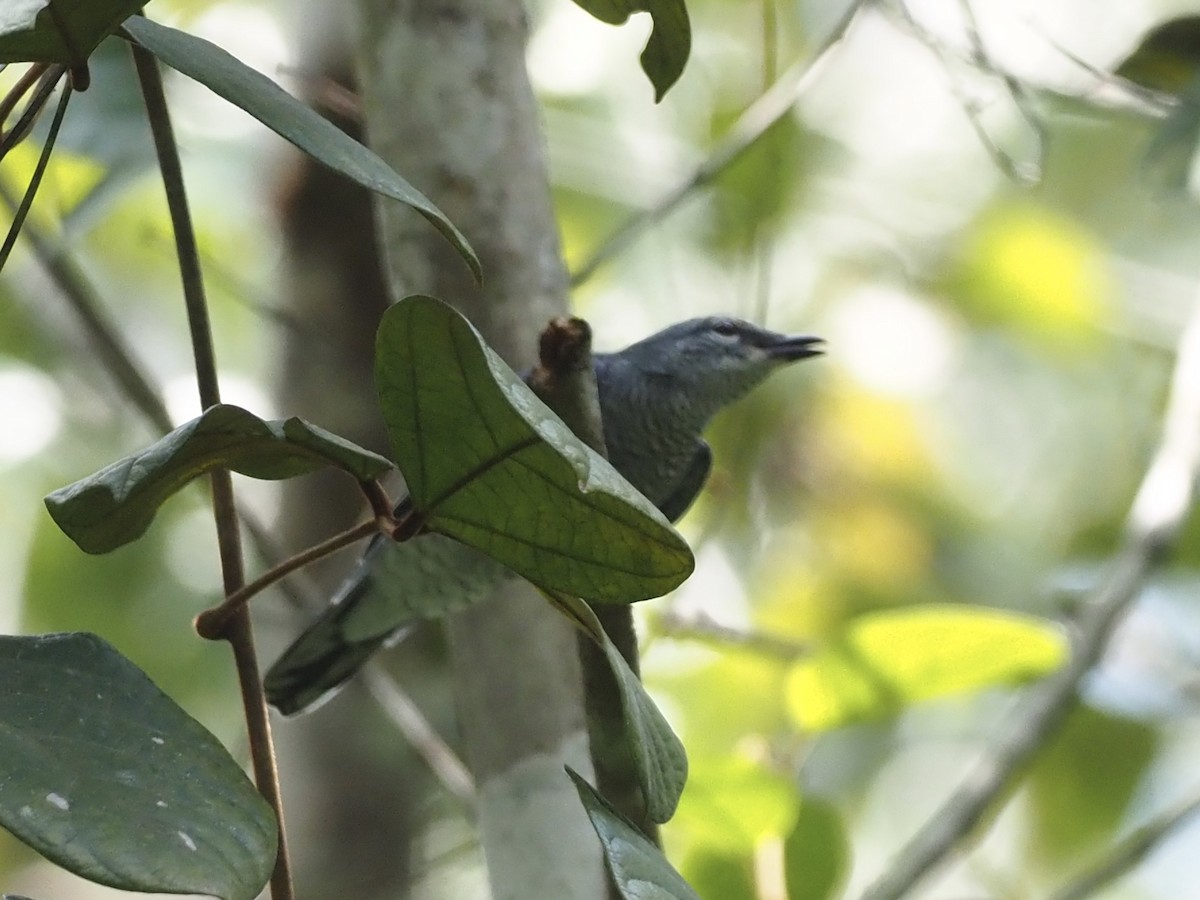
272,6 -> 444,898
353,0 -> 608,898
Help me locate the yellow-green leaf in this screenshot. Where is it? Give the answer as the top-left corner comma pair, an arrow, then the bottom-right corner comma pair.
785,605 -> 1067,731
672,756 -> 799,852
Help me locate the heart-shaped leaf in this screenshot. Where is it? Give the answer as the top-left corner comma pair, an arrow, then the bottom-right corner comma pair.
567,0 -> 691,101
568,768 -> 699,900
0,0 -> 143,64
376,295 -> 694,604
121,15 -> 480,281
45,405 -> 393,554
552,592 -> 687,823
0,633 -> 276,900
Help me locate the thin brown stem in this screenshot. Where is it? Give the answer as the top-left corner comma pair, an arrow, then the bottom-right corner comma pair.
0,64 -> 61,159
131,41 -> 294,900
0,78 -> 70,273
360,478 -> 396,522
196,518 -> 381,638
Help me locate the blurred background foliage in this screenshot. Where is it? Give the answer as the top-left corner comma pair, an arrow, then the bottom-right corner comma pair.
4,0 -> 1200,897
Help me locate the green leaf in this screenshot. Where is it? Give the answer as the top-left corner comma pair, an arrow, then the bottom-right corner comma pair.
1026,706 -> 1159,870
785,605 -> 1067,731
0,0 -> 143,64
279,416 -> 395,481
567,768 -> 700,900
783,795 -> 850,900
120,15 -> 481,282
568,0 -> 690,101
552,592 -> 687,823
45,405 -> 393,554
376,295 -> 694,604
0,633 -> 276,900
679,850 -> 755,900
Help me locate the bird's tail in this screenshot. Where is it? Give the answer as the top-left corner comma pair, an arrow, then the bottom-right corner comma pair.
263,585 -> 412,716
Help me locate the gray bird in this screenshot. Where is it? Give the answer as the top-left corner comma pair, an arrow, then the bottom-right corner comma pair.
264,316 -> 823,714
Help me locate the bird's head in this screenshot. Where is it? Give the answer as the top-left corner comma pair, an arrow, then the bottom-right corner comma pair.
620,316 -> 823,410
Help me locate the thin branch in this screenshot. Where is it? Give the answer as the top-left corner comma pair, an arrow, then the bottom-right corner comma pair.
890,0 -> 1044,185
1047,790 -> 1200,900
0,64 -> 62,160
361,666 -> 476,805
651,610 -> 811,660
131,42 -> 294,900
195,518 -> 381,639
0,64 -> 52,137
0,77 -> 70,272
568,0 -> 865,287
860,298 -> 1200,900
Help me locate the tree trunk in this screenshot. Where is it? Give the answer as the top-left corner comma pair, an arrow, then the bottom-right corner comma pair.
353,0 -> 607,897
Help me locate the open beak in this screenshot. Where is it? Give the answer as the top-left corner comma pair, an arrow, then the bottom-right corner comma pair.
764,334 -> 824,362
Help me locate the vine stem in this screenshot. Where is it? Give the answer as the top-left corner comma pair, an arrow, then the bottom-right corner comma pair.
195,518 -> 381,638
130,43 -> 295,900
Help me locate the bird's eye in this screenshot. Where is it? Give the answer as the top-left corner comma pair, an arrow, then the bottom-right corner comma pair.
712,320 -> 739,338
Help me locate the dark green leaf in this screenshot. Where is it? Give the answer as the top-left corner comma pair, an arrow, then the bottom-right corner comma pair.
121,15 -> 481,281
568,768 -> 700,900
376,295 -> 694,604
783,795 -> 850,900
551,592 -> 687,823
0,0 -> 143,64
279,416 -> 395,481
1027,706 -> 1159,869
45,405 -> 393,554
568,0 -> 690,101
0,633 -> 276,900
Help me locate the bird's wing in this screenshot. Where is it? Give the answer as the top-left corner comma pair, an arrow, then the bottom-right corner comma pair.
657,440 -> 713,523
264,532 -> 513,715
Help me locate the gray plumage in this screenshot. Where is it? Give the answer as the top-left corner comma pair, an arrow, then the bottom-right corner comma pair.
264,316 -> 822,714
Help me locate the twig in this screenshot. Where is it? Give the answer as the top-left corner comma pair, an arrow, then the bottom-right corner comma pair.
652,610 -> 810,659
568,0 -> 865,287
131,42 -> 294,900
0,64 -> 62,160
889,0 -> 1043,184
0,78 -> 70,272
860,298 -> 1200,900
0,64 -> 52,137
1047,790 -> 1200,900
361,666 -> 476,805
195,518 -> 381,639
